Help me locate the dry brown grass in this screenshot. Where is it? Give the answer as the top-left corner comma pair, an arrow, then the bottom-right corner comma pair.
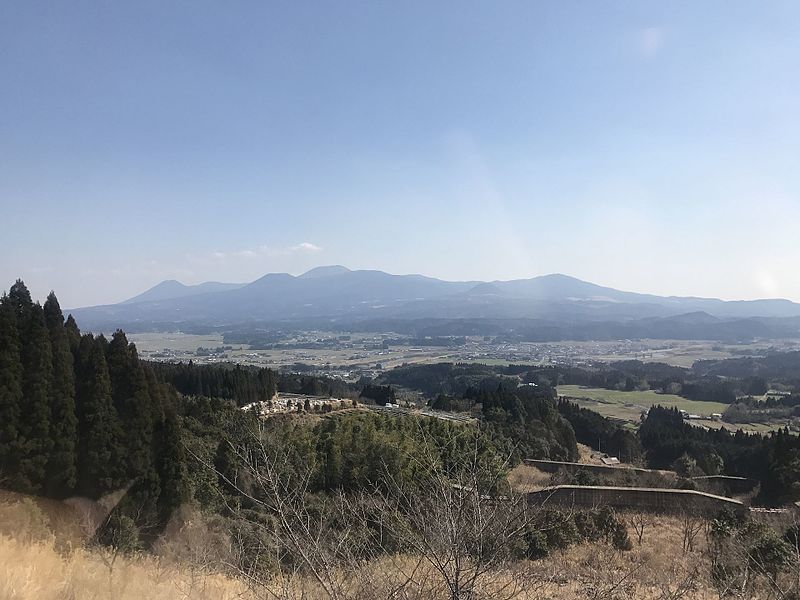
577,443 -> 601,464
530,515 -> 712,600
0,534 -> 247,600
2,491 -> 796,600
0,492 -> 248,600
507,463 -> 552,493
0,501 -> 715,600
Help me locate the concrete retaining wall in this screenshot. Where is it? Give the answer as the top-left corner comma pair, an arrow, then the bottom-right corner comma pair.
527,485 -> 747,516
525,459 -> 675,478
690,475 -> 759,494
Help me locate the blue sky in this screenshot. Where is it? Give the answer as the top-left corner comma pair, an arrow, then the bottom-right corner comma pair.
2,1 -> 799,307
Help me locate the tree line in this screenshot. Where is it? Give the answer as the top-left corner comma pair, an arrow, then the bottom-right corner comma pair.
150,360 -> 277,407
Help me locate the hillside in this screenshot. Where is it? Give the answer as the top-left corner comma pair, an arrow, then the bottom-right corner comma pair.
3,279 -> 800,600
4,490 -> 784,600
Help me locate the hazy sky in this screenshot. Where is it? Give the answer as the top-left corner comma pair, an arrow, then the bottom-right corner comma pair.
2,2 -> 800,307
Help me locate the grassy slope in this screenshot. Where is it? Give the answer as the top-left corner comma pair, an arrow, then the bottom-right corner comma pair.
2,487 -> 797,599
0,497 -> 740,600
0,535 -> 245,600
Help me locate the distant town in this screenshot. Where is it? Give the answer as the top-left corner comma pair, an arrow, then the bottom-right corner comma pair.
130,330 -> 800,383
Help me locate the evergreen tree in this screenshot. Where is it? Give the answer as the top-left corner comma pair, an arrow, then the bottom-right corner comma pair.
75,335 -> 124,496
106,330 -> 156,482
107,338 -> 167,532
214,438 -> 240,496
156,408 -> 187,521
64,314 -> 81,355
0,295 -> 24,486
18,303 -> 53,493
43,292 -> 78,496
7,280 -> 33,325
322,437 -> 342,489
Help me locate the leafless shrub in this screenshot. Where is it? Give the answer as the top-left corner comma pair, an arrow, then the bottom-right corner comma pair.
706,513 -> 799,600
629,511 -> 655,546
584,562 -> 643,600
652,565 -> 700,600
680,512 -> 704,554
195,419 -> 549,600
376,433 -> 539,600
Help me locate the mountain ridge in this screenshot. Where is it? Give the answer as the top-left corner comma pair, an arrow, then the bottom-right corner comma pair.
69,266 -> 800,339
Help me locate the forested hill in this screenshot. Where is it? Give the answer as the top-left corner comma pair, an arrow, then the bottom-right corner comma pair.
0,279 -> 580,546
380,362 -> 800,505
3,274 -> 798,559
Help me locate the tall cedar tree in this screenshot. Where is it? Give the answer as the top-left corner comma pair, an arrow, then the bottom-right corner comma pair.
7,280 -> 33,326
64,314 -> 81,355
106,331 -> 163,520
18,303 -> 54,493
106,331 -> 156,481
0,295 -> 24,485
75,335 -> 125,496
43,292 -> 78,496
2,280 -> 38,492
156,407 -> 188,521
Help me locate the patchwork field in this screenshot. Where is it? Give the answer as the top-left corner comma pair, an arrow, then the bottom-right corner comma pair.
556,385 -> 793,434
126,332 -> 800,375
556,385 -> 728,422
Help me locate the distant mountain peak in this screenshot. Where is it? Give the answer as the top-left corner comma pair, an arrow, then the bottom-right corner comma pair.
299,265 -> 352,279
121,280 -> 187,304
537,273 -> 581,281
121,279 -> 244,304
466,282 -> 506,296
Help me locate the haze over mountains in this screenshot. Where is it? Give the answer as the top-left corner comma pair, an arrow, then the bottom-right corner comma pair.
67,267 -> 800,341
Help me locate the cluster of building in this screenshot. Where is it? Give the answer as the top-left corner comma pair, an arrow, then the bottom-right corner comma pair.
240,393 -> 353,416
679,409 -> 723,421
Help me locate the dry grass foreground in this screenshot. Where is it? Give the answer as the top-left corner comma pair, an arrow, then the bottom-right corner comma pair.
0,490 -> 795,600
0,534 -> 246,600
0,516 -> 713,600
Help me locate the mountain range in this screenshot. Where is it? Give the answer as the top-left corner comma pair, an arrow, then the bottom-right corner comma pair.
68,266 -> 800,341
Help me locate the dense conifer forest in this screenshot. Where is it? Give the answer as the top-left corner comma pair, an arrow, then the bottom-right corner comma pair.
150,361 -> 277,407
0,281 -> 188,532
0,281 -> 576,547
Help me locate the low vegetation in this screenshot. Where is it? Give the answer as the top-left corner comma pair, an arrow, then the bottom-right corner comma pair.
2,485 -> 799,599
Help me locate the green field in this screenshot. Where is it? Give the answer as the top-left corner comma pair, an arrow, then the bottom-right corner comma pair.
556,385 -> 729,422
